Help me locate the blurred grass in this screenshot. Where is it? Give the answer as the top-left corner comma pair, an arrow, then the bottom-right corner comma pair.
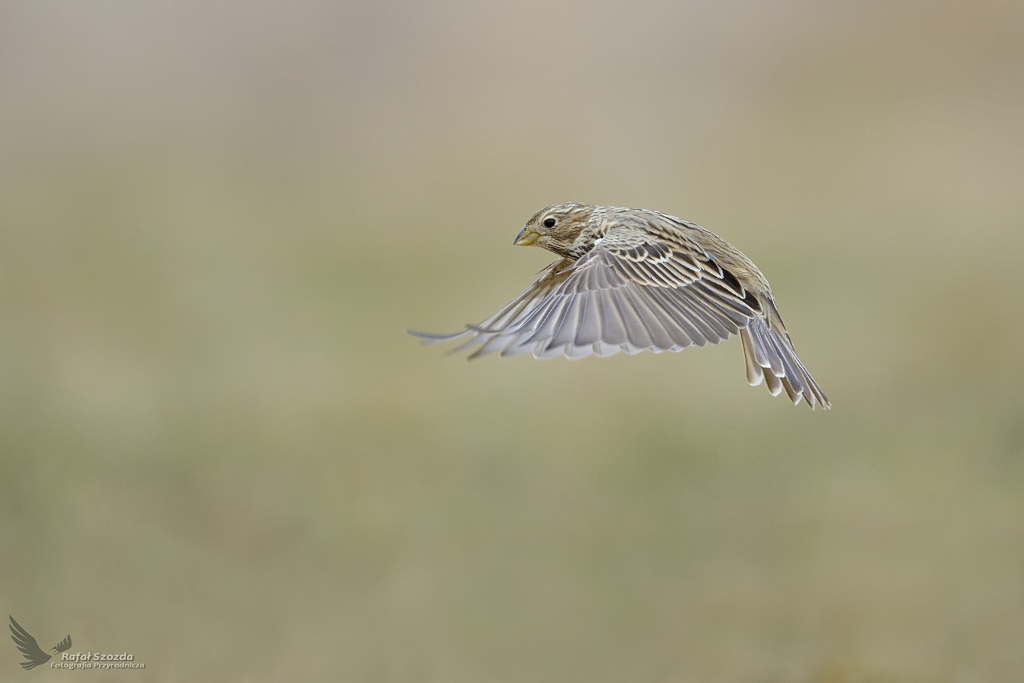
2,1 -> 1024,681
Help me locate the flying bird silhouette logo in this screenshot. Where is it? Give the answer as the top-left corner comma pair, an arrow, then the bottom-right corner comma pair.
9,616 -> 72,670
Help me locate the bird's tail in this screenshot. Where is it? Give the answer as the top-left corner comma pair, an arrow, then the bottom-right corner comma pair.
740,302 -> 830,409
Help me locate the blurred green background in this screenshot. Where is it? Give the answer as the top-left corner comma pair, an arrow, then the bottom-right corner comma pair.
1,1 -> 1022,681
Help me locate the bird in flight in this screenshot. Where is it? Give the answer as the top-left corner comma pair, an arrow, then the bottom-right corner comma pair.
409,203 -> 830,409
9,616 -> 72,670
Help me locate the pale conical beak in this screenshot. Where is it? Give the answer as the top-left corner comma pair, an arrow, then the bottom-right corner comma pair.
513,227 -> 539,246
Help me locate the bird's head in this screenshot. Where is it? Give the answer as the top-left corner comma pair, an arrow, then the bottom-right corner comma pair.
514,203 -> 596,258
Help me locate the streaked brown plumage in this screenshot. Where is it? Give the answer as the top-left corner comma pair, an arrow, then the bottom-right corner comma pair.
410,203 -> 830,409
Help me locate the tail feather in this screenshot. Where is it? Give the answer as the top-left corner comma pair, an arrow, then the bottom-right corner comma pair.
740,329 -> 764,386
741,303 -> 830,410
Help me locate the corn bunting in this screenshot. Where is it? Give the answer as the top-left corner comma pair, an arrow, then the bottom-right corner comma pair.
409,203 -> 830,409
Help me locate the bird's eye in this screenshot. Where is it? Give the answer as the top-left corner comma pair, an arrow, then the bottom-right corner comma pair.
543,217 -> 556,228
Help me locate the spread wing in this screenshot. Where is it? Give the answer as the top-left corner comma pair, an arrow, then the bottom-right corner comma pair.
408,257 -> 575,349
409,225 -> 761,360
54,634 -> 73,653
9,616 -> 52,670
